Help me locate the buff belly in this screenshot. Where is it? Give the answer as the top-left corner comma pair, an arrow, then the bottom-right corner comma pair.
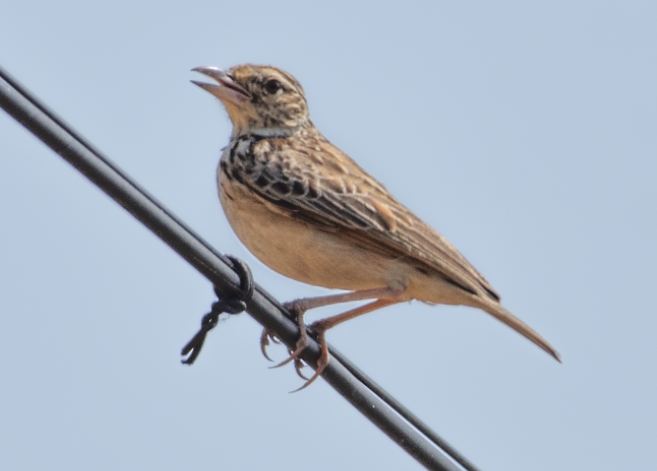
218,172 -> 473,307
219,176 -> 391,289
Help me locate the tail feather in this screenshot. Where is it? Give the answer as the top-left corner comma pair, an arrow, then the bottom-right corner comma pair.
481,302 -> 561,362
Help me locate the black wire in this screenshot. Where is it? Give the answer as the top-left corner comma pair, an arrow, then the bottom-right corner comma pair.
0,64 -> 481,471
181,256 -> 255,365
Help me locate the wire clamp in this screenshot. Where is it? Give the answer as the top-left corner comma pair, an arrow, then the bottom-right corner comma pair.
181,255 -> 254,365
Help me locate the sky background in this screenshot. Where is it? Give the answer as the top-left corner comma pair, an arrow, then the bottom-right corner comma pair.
1,1 -> 656,470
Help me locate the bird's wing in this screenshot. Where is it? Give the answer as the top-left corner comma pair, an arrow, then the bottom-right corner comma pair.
240,138 -> 500,301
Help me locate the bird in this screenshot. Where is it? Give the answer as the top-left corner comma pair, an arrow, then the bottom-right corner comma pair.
191,64 -> 560,390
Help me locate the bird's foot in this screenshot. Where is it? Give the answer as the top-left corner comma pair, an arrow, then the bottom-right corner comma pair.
259,299 -> 314,383
288,319 -> 330,392
268,300 -> 309,370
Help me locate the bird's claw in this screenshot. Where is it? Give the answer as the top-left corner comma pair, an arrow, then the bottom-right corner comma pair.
294,357 -> 310,381
268,307 -> 309,369
288,324 -> 330,392
259,299 -> 324,388
260,329 -> 280,362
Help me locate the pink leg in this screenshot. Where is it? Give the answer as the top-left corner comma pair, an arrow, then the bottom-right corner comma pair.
285,286 -> 406,313
290,298 -> 403,392
263,285 -> 405,370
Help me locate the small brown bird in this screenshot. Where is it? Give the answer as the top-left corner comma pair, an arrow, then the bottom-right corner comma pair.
192,64 -> 560,390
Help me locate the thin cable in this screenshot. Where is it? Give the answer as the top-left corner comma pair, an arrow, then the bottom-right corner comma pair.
0,64 -> 480,471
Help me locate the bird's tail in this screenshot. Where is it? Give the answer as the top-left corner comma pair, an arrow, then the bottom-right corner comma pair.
479,301 -> 561,362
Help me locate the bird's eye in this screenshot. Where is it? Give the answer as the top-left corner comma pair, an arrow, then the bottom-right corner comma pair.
264,79 -> 282,94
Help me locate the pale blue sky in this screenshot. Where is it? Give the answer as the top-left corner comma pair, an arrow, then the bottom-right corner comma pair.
1,1 -> 656,470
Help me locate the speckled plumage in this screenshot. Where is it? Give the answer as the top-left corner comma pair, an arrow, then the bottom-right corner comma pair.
192,64 -> 560,388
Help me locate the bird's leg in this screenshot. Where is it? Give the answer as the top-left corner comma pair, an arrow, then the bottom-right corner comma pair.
263,286 -> 405,369
290,298 -> 403,392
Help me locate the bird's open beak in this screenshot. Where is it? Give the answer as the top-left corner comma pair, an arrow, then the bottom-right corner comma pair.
191,67 -> 250,105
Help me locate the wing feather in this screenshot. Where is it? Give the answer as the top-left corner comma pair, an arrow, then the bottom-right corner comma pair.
240,138 -> 500,302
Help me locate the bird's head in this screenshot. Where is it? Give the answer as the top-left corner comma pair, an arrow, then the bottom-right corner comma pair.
192,64 -> 309,137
